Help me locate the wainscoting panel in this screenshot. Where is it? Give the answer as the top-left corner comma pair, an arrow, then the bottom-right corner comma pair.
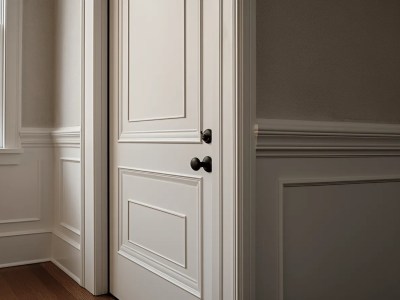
52,233 -> 82,284
255,119 -> 400,300
0,127 -> 82,285
0,160 -> 41,224
0,232 -> 52,268
0,138 -> 54,267
59,158 -> 81,236
52,141 -> 81,283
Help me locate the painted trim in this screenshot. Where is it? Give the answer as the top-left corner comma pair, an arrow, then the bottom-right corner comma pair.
82,0 -> 108,295
52,127 -> 81,148
0,258 -> 50,269
20,127 -> 81,148
235,0 -> 256,299
0,228 -> 52,238
53,230 -> 81,251
256,119 -> 400,157
51,258 -> 81,285
0,147 -> 23,164
2,0 -> 22,150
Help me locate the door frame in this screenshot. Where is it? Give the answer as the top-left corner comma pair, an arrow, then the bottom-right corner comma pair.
82,0 -> 255,298
82,0 -> 109,295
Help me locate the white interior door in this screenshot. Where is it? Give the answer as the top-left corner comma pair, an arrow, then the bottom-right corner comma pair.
110,0 -> 221,299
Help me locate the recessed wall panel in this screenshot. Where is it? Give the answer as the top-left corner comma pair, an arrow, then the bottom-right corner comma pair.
282,181 -> 400,300
59,159 -> 81,235
0,161 -> 41,223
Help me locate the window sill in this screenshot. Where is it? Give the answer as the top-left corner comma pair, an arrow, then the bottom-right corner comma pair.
0,148 -> 24,165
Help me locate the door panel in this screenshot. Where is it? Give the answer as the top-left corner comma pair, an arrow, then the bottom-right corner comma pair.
120,0 -> 201,143
110,0 -> 221,299
118,168 -> 202,296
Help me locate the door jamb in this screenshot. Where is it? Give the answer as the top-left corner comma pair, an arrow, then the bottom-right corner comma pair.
82,0 -> 108,295
223,0 -> 255,299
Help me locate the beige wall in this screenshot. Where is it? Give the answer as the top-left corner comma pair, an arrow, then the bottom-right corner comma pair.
21,0 -> 82,128
21,0 -> 55,127
54,0 -> 82,128
257,0 -> 400,123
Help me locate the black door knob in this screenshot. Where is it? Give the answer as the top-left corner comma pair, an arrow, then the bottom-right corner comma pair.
190,156 -> 212,173
201,129 -> 212,144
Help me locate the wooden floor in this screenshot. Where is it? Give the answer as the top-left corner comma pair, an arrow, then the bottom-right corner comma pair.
0,262 -> 117,299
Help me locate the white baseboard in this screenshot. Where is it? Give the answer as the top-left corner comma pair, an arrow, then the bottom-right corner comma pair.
51,258 -> 81,285
0,258 -> 51,269
52,233 -> 82,285
0,232 -> 52,268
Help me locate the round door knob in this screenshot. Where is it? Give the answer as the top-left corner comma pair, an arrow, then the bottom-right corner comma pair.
190,157 -> 202,171
201,129 -> 212,144
190,156 -> 212,173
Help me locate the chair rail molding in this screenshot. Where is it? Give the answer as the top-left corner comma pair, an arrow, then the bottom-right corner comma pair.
20,127 -> 81,148
256,119 -> 400,157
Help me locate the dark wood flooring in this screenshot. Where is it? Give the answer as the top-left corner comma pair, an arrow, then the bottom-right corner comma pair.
0,262 -> 117,299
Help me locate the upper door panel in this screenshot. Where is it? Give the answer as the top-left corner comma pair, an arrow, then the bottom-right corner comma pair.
119,0 -> 202,143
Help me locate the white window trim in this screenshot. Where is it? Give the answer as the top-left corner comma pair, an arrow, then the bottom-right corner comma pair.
0,0 -> 4,147
0,0 -> 22,163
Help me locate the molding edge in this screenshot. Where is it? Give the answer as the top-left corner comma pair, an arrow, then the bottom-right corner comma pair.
256,119 -> 400,157
20,127 -> 81,148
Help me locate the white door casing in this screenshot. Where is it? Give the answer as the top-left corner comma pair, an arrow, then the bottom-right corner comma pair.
110,0 -> 223,299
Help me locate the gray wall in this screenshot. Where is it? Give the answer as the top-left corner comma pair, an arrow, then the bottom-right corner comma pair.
257,0 -> 400,123
22,0 -> 55,127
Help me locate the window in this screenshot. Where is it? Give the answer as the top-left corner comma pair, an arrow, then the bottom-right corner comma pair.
0,0 -> 22,165
0,0 -> 4,148
0,0 -> 22,152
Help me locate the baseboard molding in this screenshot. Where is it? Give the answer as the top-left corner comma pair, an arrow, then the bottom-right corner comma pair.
20,127 -> 81,148
0,232 -> 52,269
0,229 -> 52,238
256,119 -> 400,157
51,233 -> 82,285
52,230 -> 81,251
51,258 -> 81,285
0,258 -> 51,269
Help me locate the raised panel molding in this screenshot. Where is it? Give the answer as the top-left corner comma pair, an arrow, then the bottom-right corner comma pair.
128,0 -> 185,123
118,0 -> 202,143
277,176 -> 400,300
256,119 -> 400,157
128,200 -> 187,268
118,167 -> 203,297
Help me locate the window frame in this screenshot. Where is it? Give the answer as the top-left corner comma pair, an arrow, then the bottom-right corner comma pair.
0,0 -> 22,148
0,0 -> 23,163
